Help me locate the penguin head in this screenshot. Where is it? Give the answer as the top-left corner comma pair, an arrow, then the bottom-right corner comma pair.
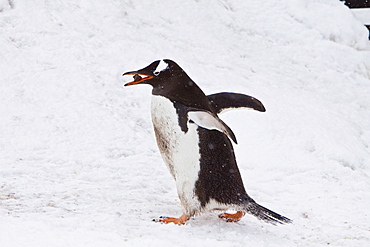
123,59 -> 183,88
123,59 -> 209,110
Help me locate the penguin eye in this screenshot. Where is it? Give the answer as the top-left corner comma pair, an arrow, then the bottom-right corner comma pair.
154,71 -> 160,76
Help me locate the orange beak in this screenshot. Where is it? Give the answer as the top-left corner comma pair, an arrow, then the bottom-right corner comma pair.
123,72 -> 153,86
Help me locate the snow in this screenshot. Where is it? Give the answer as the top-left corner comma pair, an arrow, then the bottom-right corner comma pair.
351,8 -> 370,25
0,0 -> 369,246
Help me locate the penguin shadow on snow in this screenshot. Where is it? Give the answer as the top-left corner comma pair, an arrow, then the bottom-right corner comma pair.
122,59 -> 292,226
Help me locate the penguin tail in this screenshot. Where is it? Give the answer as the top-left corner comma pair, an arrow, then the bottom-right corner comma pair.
244,201 -> 292,225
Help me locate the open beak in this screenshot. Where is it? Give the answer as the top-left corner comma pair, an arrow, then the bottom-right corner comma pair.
122,72 -> 153,86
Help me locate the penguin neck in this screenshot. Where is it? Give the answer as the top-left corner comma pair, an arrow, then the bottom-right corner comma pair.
151,78 -> 213,112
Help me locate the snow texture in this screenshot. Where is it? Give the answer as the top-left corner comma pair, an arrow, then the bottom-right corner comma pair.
1,0 -> 370,246
351,8 -> 370,25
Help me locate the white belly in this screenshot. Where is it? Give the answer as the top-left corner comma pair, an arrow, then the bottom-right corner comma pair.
151,95 -> 201,216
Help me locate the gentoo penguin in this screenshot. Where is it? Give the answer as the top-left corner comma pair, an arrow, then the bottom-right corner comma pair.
123,59 -> 291,225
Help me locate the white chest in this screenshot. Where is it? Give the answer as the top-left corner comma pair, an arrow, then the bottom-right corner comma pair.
151,95 -> 201,215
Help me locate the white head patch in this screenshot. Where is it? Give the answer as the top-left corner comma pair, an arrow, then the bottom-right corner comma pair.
154,60 -> 169,75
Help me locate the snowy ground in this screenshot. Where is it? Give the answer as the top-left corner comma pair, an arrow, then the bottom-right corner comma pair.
351,8 -> 370,25
1,0 -> 370,246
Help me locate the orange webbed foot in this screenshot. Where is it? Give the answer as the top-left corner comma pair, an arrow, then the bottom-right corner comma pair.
153,214 -> 189,225
219,211 -> 246,222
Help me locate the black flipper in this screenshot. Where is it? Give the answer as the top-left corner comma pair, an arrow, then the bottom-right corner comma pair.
207,92 -> 266,114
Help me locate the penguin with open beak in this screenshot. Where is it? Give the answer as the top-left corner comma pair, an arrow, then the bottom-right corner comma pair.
123,59 -> 291,225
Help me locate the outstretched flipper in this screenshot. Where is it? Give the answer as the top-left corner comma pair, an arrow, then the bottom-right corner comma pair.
207,92 -> 266,114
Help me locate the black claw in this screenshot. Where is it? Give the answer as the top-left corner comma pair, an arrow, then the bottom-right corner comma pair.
152,218 -> 163,223
152,216 -> 167,223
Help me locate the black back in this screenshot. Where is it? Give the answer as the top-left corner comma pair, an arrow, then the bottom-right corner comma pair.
195,127 -> 254,207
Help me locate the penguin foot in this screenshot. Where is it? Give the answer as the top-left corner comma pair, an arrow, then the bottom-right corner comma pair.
152,214 -> 189,225
219,211 -> 246,222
